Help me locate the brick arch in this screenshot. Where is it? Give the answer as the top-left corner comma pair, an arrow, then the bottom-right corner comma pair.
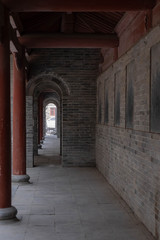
34,82 -> 62,98
43,96 -> 61,140
43,98 -> 60,108
26,72 -> 71,96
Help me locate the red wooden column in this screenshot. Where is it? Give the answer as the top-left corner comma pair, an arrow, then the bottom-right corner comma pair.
38,96 -> 41,146
0,5 -> 17,219
38,94 -> 44,148
12,52 -> 30,182
40,96 -> 44,142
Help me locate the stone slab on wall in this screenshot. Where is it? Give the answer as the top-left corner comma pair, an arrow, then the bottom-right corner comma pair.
104,80 -> 109,124
96,25 -> 160,239
126,60 -> 135,129
29,49 -> 100,166
151,42 -> 160,133
114,71 -> 121,126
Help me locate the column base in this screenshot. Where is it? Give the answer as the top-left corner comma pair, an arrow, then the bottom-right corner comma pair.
12,174 -> 30,183
38,144 -> 42,149
0,206 -> 17,220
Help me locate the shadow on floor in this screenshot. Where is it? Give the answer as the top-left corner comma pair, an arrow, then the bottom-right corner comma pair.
34,135 -> 61,166
34,155 -> 61,166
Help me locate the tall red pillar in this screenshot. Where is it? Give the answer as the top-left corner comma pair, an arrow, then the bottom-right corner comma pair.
39,95 -> 44,142
38,97 -> 41,146
12,52 -> 30,182
38,95 -> 44,148
0,5 -> 17,219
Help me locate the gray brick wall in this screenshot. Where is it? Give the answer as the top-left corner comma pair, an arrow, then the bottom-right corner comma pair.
29,49 -> 100,166
96,25 -> 160,238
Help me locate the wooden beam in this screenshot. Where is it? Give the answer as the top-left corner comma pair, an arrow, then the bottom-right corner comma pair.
24,56 -> 29,69
0,4 -> 4,26
10,13 -> 23,34
1,0 -> 156,12
0,3 -> 4,43
0,3 -> 28,68
9,25 -> 28,68
19,33 -> 119,48
10,40 -> 17,52
61,13 -> 74,33
9,24 -> 22,53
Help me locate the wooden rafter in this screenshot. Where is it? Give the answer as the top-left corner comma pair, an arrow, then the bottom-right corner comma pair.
1,0 -> 156,12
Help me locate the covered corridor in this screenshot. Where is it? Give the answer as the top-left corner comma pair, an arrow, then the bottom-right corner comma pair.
1,137 -> 154,240
0,0 -> 160,239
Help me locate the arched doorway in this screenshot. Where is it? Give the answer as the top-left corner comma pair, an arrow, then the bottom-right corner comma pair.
26,73 -> 70,167
37,101 -> 60,165
45,103 -> 57,135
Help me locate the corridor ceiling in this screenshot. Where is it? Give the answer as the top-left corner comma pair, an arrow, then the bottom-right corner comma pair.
1,0 -> 156,48
18,12 -> 124,35
1,0 -> 155,11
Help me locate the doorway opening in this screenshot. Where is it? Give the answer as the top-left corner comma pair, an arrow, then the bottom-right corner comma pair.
36,102 -> 61,166
45,103 -> 57,136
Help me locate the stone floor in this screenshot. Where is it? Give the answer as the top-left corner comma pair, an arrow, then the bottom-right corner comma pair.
0,136 -> 154,240
39,135 -> 60,156
34,135 -> 61,166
